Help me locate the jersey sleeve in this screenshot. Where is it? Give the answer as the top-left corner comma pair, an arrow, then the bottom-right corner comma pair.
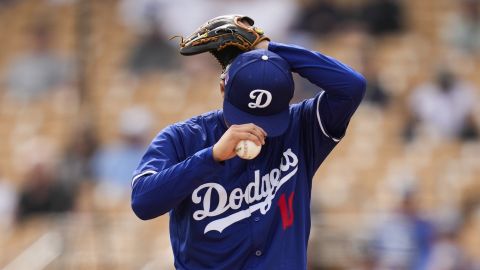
130,125 -> 224,220
269,42 -> 366,141
270,42 -> 365,176
131,126 -> 180,184
290,94 -> 337,176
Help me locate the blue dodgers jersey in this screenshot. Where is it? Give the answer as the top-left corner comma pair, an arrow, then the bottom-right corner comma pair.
132,41 -> 366,270
133,93 -> 338,269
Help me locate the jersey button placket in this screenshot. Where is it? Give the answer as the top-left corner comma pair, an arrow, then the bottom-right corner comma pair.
246,160 -> 257,262
250,159 -> 265,261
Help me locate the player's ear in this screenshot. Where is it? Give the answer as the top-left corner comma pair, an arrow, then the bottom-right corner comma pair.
220,78 -> 225,97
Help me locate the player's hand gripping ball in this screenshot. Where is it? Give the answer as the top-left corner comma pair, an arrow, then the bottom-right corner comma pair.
235,140 -> 261,160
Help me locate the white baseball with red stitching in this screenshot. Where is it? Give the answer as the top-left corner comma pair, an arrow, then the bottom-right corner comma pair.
235,140 -> 261,160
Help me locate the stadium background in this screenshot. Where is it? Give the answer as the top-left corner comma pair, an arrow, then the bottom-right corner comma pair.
0,0 -> 479,269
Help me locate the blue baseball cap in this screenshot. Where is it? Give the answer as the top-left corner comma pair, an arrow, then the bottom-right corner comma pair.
223,49 -> 294,137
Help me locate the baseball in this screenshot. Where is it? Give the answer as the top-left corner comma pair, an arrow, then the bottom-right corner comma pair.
235,140 -> 261,160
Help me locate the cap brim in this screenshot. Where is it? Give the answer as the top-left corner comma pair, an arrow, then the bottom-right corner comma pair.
223,100 -> 290,137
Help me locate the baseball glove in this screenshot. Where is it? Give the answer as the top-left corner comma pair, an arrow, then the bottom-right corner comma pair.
175,15 -> 269,70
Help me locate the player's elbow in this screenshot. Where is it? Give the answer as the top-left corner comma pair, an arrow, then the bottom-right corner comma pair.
131,193 -> 171,220
348,72 -> 367,103
131,198 -> 153,220
131,177 -> 171,220
133,210 -> 152,221
352,73 -> 367,96
131,195 -> 164,221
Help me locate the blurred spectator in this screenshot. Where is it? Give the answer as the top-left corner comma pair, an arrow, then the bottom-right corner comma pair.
57,124 -> 98,205
14,137 -> 74,222
120,0 -> 295,40
290,0 -> 404,41
441,0 -> 480,55
404,69 -> 478,142
360,0 -> 404,36
425,228 -> 469,270
58,124 -> 97,185
290,0 -> 344,38
0,174 -> 17,229
361,48 -> 391,109
16,162 -> 74,223
119,0 -> 168,34
4,23 -> 74,102
126,8 -> 180,75
423,206 -> 474,270
0,0 -> 16,8
370,190 -> 435,270
91,106 -> 152,203
363,72 -> 390,109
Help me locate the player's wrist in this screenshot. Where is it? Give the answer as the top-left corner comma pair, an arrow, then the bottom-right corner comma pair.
254,40 -> 270,50
212,143 -> 224,162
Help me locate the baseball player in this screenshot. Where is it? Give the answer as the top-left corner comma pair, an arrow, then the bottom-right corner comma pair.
131,15 -> 366,269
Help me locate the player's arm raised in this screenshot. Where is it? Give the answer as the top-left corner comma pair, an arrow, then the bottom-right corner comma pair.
266,42 -> 366,140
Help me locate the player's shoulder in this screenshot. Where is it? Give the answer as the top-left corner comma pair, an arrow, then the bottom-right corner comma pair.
165,110 -> 221,136
151,110 -> 221,145
173,110 -> 220,128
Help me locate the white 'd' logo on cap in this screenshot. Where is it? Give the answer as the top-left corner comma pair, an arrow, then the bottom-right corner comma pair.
248,90 -> 272,109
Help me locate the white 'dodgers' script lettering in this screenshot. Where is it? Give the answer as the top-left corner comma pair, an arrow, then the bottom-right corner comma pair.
192,149 -> 299,234
248,89 -> 272,108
